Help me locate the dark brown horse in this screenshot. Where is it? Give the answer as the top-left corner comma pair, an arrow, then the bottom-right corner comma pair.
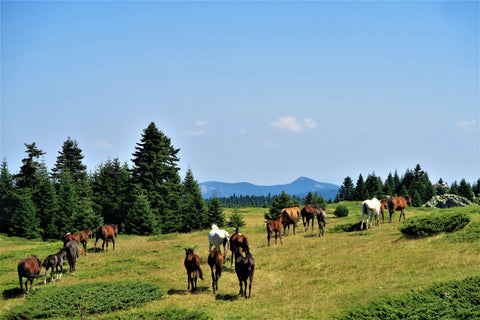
387,196 -> 411,222
301,205 -> 318,232
42,248 -> 66,284
230,228 -> 250,267
380,199 -> 389,223
281,204 -> 300,235
94,224 -> 118,252
266,216 -> 283,246
73,228 -> 92,253
317,208 -> 327,237
18,255 -> 42,293
207,248 -> 223,293
184,248 -> 203,293
234,247 -> 255,299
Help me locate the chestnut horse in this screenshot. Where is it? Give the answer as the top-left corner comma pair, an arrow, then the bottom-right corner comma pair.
73,228 -> 92,253
387,196 -> 411,222
281,204 -> 300,236
266,216 -> 283,246
94,224 -> 118,252
184,248 -> 203,292
317,208 -> 327,237
301,205 -> 318,232
229,228 -> 250,267
207,248 -> 223,293
18,255 -> 42,293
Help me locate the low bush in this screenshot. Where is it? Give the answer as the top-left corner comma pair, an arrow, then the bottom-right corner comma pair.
339,275 -> 480,319
399,210 -> 470,238
1,281 -> 164,319
105,307 -> 212,320
334,205 -> 349,218
446,221 -> 480,242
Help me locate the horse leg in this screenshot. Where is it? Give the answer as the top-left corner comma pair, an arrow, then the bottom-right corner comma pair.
400,209 -> 405,222
44,267 -> 49,285
248,275 -> 253,299
278,230 -> 283,245
112,238 -> 115,251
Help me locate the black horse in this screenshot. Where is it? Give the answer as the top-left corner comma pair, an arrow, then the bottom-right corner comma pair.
42,249 -> 66,284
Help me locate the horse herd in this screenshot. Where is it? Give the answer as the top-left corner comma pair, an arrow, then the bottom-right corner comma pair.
361,195 -> 412,230
16,224 -> 118,293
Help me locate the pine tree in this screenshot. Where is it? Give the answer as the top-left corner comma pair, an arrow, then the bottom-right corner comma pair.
458,179 -> 474,201
383,173 -> 395,196
450,181 -> 459,195
51,137 -> 87,184
354,174 -> 369,200
181,168 -> 208,232
268,191 -> 292,219
207,193 -> 226,227
0,160 -> 15,233
365,172 -> 383,198
304,192 -> 314,205
56,170 -> 79,235
130,122 -> 184,233
472,178 -> 480,197
411,191 -> 422,207
311,192 -> 326,208
337,176 -> 354,201
9,188 -> 41,239
33,162 -> 59,239
15,142 -> 45,189
124,192 -> 158,235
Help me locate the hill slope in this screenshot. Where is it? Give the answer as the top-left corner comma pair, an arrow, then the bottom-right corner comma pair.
200,176 -> 339,200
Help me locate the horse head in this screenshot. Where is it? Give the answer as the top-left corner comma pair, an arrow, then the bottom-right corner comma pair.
211,224 -> 219,231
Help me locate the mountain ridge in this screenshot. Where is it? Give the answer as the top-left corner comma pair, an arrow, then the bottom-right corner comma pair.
200,176 -> 340,200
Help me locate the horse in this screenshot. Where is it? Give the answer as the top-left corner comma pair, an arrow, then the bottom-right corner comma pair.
301,205 -> 318,232
234,247 -> 255,299
317,207 -> 327,237
207,248 -> 223,293
184,248 -> 203,293
63,233 -> 80,247
387,196 -> 410,222
42,248 -> 66,284
64,241 -> 80,275
229,228 -> 250,267
18,255 -> 42,293
73,228 -> 92,253
380,199 -> 389,223
266,215 -> 283,246
361,198 -> 381,230
208,224 -> 230,259
94,224 -> 118,252
281,204 -> 300,236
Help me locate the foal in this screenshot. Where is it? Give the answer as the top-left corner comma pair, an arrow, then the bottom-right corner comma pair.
234,248 -> 255,299
184,248 -> 203,292
230,228 -> 250,267
207,248 -> 223,293
266,216 -> 283,246
42,248 -> 66,284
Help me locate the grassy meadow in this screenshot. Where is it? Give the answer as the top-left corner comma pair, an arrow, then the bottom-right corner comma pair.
1,203 -> 479,319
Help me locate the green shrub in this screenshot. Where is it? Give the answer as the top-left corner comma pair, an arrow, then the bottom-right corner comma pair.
399,210 -> 471,238
334,205 -> 349,218
105,307 -> 212,320
446,221 -> 480,242
1,281 -> 164,319
340,275 -> 480,319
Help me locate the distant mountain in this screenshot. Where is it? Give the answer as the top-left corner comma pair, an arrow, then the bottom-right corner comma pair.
200,177 -> 340,200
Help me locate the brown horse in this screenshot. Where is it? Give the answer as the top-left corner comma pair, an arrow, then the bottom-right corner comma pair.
63,233 -> 86,256
184,248 -> 203,293
230,228 -> 250,267
234,247 -> 255,299
281,204 -> 300,235
387,196 -> 411,222
380,199 -> 389,223
207,248 -> 223,293
301,205 -> 318,232
317,208 -> 327,237
266,216 -> 283,246
18,255 -> 42,293
94,224 -> 118,252
73,228 -> 92,253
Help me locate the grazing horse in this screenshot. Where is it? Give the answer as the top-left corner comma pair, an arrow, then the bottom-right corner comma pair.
208,224 -> 230,259
229,228 -> 250,267
281,204 -> 300,236
94,224 -> 118,252
63,233 -> 80,246
266,216 -> 283,246
184,248 -> 203,293
234,247 -> 255,299
207,248 -> 223,293
18,255 -> 42,293
73,228 -> 92,253
301,205 -> 318,232
388,196 -> 410,222
317,208 -> 327,237
42,249 -> 66,284
361,198 -> 381,230
64,241 -> 80,275
379,199 -> 389,223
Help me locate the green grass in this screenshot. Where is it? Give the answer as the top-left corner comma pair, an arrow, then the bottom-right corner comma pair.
1,204 -> 479,319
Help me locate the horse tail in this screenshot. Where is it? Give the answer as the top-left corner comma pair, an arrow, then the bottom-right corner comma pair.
195,259 -> 203,280
215,254 -> 222,278
243,237 -> 251,256
223,237 -> 230,257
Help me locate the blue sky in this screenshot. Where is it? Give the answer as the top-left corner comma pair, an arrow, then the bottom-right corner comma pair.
1,1 -> 479,186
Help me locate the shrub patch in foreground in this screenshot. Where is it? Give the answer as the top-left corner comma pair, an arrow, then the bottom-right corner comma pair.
399,210 -> 470,238
1,281 -> 164,319
339,276 -> 480,320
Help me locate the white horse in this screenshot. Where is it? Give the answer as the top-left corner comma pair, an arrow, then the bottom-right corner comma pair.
361,198 -> 381,230
208,224 -> 230,259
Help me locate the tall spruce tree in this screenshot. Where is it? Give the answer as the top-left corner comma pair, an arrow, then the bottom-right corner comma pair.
15,142 -> 45,189
267,191 -> 292,219
354,174 -> 369,200
337,176 -> 354,201
0,160 -> 15,233
34,162 -> 59,239
52,137 -> 88,184
181,168 -> 208,232
130,122 -> 184,234
124,192 -> 158,235
9,188 -> 41,239
55,170 -> 79,235
365,172 -> 383,198
458,179 -> 474,201
207,192 -> 226,227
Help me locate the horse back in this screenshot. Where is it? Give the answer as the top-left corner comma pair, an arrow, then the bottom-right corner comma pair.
18,256 -> 41,277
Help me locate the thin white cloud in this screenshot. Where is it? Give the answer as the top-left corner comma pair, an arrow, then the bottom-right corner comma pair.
263,139 -> 278,148
195,120 -> 207,126
238,128 -> 247,135
458,120 -> 478,132
269,116 -> 318,132
183,129 -> 205,136
96,140 -> 112,149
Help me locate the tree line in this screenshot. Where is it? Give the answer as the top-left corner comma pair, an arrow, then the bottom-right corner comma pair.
335,165 -> 480,206
0,122 -> 225,239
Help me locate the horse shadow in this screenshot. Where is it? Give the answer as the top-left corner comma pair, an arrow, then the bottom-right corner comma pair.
2,287 -> 24,299
215,293 -> 239,301
167,286 -> 210,295
303,233 -> 317,238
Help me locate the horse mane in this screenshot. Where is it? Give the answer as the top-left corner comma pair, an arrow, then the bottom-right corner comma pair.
211,224 -> 219,230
